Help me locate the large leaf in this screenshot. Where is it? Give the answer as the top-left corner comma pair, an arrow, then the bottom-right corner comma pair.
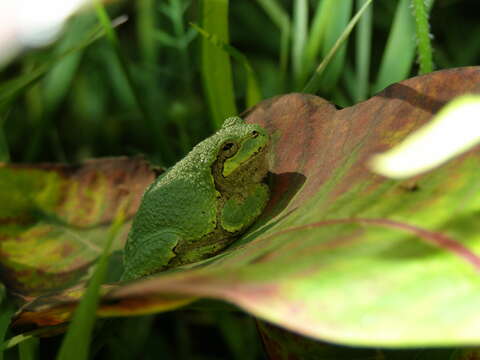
7,67 -> 480,347
0,157 -> 154,296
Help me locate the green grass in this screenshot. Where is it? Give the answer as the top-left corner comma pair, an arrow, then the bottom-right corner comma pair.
354,0 -> 372,102
303,0 -> 371,94
56,210 -> 124,360
255,0 -> 291,75
0,285 -> 15,360
1,0 -> 479,359
0,122 -> 9,162
0,0 -> 456,166
191,23 -> 262,108
201,0 -> 237,129
371,0 -> 416,93
18,337 -> 38,360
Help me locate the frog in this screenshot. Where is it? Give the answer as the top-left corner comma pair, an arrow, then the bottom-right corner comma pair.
121,116 -> 270,281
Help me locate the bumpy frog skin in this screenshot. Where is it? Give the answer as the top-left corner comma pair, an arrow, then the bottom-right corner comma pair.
121,117 -> 270,281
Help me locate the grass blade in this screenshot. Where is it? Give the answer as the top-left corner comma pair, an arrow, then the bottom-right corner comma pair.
0,121 -> 9,163
0,285 -> 15,360
136,0 -> 158,66
412,0 -> 434,74
255,0 -> 291,73
317,0 -> 353,93
24,15 -> 95,162
191,23 -> 262,108
56,211 -> 125,360
254,0 -> 289,32
93,1 -> 166,161
201,0 -> 237,129
43,15 -> 97,114
168,0 -> 196,88
18,337 -> 39,360
303,0 -> 370,94
305,0 -> 331,72
292,0 -> 308,88
372,0 -> 415,93
354,0 -> 372,102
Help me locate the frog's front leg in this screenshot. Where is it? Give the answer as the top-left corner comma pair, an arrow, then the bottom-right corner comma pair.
220,183 -> 270,233
121,230 -> 182,281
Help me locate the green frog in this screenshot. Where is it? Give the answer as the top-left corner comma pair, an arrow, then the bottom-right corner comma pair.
122,117 -> 270,281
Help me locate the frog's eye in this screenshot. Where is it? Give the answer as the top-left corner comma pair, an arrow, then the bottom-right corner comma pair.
221,141 -> 239,158
251,130 -> 259,138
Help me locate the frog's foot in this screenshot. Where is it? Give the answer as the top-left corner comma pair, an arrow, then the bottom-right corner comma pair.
121,230 -> 182,281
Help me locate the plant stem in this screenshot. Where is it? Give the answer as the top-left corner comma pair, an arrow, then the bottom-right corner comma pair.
412,0 -> 434,74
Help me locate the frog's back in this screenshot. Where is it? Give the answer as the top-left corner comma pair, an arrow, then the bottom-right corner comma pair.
122,117 -> 270,280
125,142 -> 219,257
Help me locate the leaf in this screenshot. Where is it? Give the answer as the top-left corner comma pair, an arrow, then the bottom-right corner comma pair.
0,157 -> 155,296
257,321 -> 379,359
370,94 -> 480,178
8,67 -> 480,347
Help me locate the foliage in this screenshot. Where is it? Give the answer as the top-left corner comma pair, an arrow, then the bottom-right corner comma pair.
1,0 -> 480,359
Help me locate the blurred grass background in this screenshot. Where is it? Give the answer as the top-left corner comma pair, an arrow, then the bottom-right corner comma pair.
1,0 -> 480,359
1,0 -> 478,168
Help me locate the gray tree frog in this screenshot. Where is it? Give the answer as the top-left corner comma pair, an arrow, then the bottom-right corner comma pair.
121,117 -> 270,281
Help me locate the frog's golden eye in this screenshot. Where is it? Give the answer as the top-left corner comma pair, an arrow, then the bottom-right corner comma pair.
251,130 -> 259,138
221,141 -> 239,158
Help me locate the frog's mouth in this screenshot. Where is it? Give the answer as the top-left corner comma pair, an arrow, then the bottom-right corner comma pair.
222,134 -> 269,177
